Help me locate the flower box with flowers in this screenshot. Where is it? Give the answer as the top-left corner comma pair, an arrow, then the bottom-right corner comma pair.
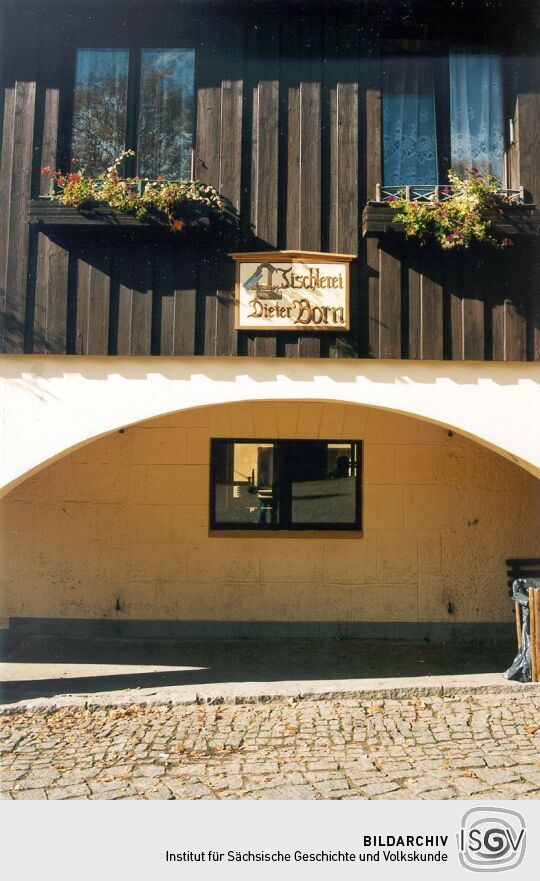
30,151 -> 239,234
362,170 -> 540,246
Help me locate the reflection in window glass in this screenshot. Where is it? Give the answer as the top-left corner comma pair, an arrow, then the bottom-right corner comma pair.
450,54 -> 503,179
213,443 -> 278,526
291,443 -> 357,526
138,49 -> 195,178
72,49 -> 129,177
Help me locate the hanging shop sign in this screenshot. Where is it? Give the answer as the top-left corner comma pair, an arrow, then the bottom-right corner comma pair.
230,250 -> 355,331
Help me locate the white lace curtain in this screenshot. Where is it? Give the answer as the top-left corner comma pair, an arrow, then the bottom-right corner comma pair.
450,53 -> 504,179
382,52 -> 504,186
382,57 -> 438,186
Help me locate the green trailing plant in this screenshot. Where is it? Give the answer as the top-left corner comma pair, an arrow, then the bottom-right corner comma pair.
42,150 -> 238,233
387,168 -> 514,249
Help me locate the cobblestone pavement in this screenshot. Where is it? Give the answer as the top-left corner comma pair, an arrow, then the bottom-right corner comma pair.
2,692 -> 540,800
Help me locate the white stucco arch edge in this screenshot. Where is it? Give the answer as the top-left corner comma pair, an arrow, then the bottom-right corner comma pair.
1,355 -> 540,497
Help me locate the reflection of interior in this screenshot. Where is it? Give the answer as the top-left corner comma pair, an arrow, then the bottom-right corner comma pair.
213,440 -> 359,528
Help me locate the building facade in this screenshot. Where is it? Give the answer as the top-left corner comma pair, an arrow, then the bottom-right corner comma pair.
1,0 -> 540,642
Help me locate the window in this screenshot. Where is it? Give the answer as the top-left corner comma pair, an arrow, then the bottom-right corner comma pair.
382,48 -> 504,185
210,440 -> 362,531
72,48 -> 195,178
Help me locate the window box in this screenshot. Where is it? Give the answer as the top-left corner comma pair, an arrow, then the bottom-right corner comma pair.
28,197 -> 215,232
362,201 -> 540,239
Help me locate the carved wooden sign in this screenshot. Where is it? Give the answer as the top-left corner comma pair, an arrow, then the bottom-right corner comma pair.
230,250 -> 355,331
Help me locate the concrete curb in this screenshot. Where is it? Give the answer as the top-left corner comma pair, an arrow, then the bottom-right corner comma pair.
1,680 -> 539,715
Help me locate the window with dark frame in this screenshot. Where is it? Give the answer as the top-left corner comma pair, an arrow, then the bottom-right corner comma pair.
381,44 -> 505,186
210,440 -> 362,531
72,47 -> 195,178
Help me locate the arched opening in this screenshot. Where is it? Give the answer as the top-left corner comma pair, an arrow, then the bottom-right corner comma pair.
2,399 -> 539,642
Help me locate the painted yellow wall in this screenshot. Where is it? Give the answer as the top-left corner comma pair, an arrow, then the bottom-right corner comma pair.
1,401 -> 539,625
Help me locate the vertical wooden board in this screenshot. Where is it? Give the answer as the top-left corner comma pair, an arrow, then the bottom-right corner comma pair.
336,80 -> 359,255
517,94 -> 540,204
502,243 -> 527,362
251,15 -> 280,246
298,337 -> 321,358
379,247 -> 401,359
526,246 -> 540,361
283,334 -> 300,358
130,246 -> 153,356
195,38 -> 223,188
219,21 -> 243,210
364,56 -> 381,203
251,335 -> 277,357
0,87 -> 16,323
462,252 -> 485,361
201,260 -> 236,357
154,246 -> 176,356
326,19 -> 339,253
408,256 -> 422,360
245,12 -> 280,357
504,298 -> 527,361
39,88 -> 59,196
283,17 -> 301,250
299,79 -> 322,251
2,81 -> 36,352
220,78 -> 243,210
45,238 -> 69,353
75,250 -> 90,355
86,247 -> 111,355
215,286 -> 237,356
421,277 -> 444,360
367,237 -> 381,357
32,231 -> 50,353
113,245 -> 152,356
421,250 -> 444,360
200,258 -> 218,355
255,79 -> 280,245
484,248 -> 506,361
443,251 -> 464,360
173,252 -> 197,356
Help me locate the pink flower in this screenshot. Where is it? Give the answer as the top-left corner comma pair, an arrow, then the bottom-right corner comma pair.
40,165 -> 51,175
502,237 -> 514,246
387,194 -> 398,202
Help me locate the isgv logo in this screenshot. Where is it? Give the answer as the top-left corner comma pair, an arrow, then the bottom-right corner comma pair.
458,807 -> 526,872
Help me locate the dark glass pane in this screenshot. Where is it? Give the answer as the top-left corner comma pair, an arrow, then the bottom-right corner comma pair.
72,49 -> 129,176
382,56 -> 438,186
138,49 -> 195,178
213,442 -> 278,527
291,443 -> 357,526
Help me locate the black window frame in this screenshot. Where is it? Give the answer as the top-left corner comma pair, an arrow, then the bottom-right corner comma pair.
210,439 -> 363,533
64,43 -> 196,179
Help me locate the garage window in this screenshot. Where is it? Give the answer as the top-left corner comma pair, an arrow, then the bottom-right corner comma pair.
210,440 -> 362,531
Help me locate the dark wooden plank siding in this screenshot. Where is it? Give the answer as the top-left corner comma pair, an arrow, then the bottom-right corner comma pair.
1,3 -> 539,362
0,81 -> 36,352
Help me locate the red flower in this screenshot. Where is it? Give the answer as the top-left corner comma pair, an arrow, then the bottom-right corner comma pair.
56,177 -> 65,186
156,175 -> 164,184
387,194 -> 398,202
68,172 -> 81,183
172,219 -> 185,230
40,165 -> 51,175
